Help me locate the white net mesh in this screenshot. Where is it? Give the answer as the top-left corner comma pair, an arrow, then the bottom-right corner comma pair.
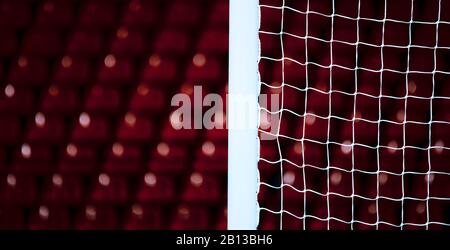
257,0 -> 450,229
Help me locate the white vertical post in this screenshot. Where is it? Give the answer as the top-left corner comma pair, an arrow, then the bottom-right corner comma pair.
228,0 -> 260,230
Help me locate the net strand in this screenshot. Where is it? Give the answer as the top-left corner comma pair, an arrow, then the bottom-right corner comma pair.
376,0 -> 387,229
277,0 -> 286,230
426,0 -> 442,230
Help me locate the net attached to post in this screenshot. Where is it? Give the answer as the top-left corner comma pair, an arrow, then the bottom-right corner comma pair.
257,0 -> 450,230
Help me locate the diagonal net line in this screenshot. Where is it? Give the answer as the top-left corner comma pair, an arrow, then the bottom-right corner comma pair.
257,0 -> 450,229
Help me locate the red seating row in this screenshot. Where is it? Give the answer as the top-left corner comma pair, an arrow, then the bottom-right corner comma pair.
0,171 -> 223,205
0,204 -> 227,229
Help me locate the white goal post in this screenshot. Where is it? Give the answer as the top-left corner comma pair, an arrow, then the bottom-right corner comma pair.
228,0 -> 260,230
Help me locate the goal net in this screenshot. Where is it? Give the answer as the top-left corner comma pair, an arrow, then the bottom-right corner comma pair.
254,0 -> 450,230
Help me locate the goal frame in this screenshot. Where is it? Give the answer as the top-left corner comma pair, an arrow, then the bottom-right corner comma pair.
227,0 -> 260,230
